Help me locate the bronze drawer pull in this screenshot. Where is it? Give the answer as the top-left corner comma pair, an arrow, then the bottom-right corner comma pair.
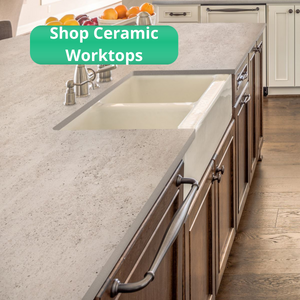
216,165 -> 225,175
241,94 -> 251,105
212,173 -> 222,183
206,7 -> 259,13
111,175 -> 199,297
169,12 -> 187,16
253,41 -> 263,54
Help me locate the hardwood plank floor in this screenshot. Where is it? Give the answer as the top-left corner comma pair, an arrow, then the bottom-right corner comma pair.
217,97 -> 300,299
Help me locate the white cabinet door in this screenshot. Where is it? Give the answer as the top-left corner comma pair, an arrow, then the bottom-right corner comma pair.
268,5 -> 295,87
295,6 -> 300,87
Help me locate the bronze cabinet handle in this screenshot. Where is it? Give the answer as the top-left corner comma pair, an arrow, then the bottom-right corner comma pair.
289,9 -> 294,13
296,9 -> 300,14
212,172 -> 222,183
216,165 -> 225,175
111,175 -> 199,297
169,12 -> 187,16
241,94 -> 251,105
206,7 -> 259,13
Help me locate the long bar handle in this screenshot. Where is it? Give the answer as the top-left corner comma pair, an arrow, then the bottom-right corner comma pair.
169,12 -> 187,16
111,175 -> 199,297
206,7 -> 259,13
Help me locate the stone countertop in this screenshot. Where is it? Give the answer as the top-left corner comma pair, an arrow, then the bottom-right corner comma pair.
0,23 -> 264,300
153,0 -> 300,5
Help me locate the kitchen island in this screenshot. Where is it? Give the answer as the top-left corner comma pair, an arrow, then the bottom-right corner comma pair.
0,23 -> 264,300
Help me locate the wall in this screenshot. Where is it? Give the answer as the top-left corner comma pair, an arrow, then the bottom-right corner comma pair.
17,0 -> 121,35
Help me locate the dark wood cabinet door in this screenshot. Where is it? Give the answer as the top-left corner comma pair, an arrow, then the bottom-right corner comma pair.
185,161 -> 215,300
97,163 -> 184,300
235,87 -> 250,227
255,36 -> 264,159
213,120 -> 236,292
249,50 -> 257,182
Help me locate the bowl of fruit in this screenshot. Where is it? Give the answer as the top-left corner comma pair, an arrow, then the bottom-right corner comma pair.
45,14 -> 99,26
44,3 -> 155,27
98,3 -> 156,25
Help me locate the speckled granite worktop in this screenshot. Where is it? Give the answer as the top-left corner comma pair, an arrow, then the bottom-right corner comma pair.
0,23 -> 264,300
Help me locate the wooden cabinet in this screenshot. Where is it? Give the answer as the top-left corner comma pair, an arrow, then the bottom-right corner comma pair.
95,36 -> 264,300
184,161 -> 215,300
255,36 -> 264,161
97,163 -> 185,300
185,121 -> 235,299
213,120 -> 236,292
235,82 -> 250,226
268,5 -> 296,87
249,50 -> 257,180
249,35 -> 263,182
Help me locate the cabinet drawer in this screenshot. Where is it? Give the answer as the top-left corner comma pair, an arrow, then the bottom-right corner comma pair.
201,5 -> 266,24
156,5 -> 200,23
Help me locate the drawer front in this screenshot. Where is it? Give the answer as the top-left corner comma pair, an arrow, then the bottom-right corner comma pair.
200,5 -> 266,23
156,5 -> 200,23
235,58 -> 249,105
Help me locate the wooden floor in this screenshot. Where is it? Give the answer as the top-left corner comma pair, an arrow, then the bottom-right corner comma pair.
217,97 -> 300,300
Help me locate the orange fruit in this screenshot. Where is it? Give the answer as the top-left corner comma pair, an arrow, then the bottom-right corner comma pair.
101,8 -> 118,20
127,14 -> 137,19
126,6 -> 140,18
140,3 -> 154,15
115,5 -> 128,19
60,14 -> 75,24
46,21 -> 63,26
45,16 -> 58,24
64,19 -> 80,25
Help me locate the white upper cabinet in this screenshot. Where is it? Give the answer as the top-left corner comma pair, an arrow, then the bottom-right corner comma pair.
295,6 -> 300,87
268,5 -> 295,87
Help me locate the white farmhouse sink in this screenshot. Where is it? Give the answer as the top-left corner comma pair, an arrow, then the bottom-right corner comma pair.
62,103 -> 193,130
56,72 -> 232,187
97,75 -> 216,104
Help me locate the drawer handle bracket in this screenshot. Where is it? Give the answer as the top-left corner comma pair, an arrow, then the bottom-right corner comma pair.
110,175 -> 199,297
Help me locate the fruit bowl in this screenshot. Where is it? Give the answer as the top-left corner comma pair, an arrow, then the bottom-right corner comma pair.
98,12 -> 156,25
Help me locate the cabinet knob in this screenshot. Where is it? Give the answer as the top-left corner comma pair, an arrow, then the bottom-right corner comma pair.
216,165 -> 225,175
296,9 -> 300,14
212,173 -> 222,183
289,9 -> 294,13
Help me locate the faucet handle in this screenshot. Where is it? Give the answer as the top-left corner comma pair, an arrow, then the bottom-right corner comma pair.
96,65 -> 117,83
64,80 -> 76,106
87,67 -> 96,81
75,79 -> 95,90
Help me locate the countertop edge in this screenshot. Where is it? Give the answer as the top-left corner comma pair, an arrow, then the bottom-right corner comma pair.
234,24 -> 265,74
82,129 -> 196,300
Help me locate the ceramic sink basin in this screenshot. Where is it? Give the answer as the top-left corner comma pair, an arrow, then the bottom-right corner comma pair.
55,72 -> 232,186
94,74 -> 216,104
56,73 -> 231,131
